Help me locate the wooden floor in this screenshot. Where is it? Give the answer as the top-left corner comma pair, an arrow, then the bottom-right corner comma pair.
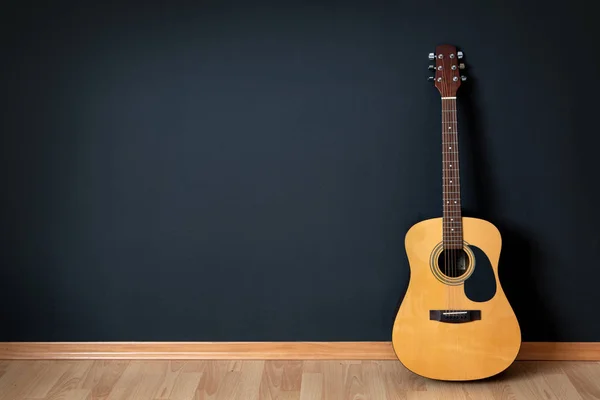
0,360 -> 599,400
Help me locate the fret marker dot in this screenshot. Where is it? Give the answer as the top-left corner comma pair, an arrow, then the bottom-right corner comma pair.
450,180 -> 452,183
449,127 -> 452,130
451,228 -> 454,231
451,219 -> 454,221
449,146 -> 451,149
454,201 -> 457,204
449,165 -> 452,167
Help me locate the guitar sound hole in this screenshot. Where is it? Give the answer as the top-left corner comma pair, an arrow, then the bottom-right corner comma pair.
437,248 -> 470,278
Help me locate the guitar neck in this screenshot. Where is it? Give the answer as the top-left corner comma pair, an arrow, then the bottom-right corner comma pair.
429,43 -> 466,250
441,97 -> 462,249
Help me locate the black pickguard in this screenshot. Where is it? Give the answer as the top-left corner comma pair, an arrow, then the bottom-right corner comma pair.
464,245 -> 496,302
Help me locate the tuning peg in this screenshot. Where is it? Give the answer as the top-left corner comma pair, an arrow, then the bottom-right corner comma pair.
428,64 -> 436,70
461,75 -> 467,81
457,51 -> 464,59
428,53 -> 435,60
459,63 -> 465,70
428,76 -> 435,82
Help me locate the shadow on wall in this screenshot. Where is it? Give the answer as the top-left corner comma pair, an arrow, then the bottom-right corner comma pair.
459,73 -> 557,342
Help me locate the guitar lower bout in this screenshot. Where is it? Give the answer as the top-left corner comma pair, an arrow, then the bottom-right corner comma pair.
391,216 -> 521,381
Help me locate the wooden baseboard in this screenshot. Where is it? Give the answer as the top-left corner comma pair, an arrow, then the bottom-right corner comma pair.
0,342 -> 599,361
516,342 -> 600,361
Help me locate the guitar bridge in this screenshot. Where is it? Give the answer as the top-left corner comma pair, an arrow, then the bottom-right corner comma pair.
430,310 -> 481,323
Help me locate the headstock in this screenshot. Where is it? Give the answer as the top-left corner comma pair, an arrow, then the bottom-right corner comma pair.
427,44 -> 466,98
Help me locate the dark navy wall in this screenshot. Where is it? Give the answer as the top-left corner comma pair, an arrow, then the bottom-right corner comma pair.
1,1 -> 599,341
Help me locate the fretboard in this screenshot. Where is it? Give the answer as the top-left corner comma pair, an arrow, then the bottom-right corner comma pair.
441,98 -> 462,249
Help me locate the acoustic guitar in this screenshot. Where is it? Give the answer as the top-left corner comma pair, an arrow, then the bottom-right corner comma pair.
391,44 -> 521,381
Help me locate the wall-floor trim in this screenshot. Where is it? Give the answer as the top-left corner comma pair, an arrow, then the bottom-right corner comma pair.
0,342 -> 598,360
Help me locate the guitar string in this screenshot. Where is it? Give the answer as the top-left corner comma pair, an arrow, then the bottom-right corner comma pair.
441,66 -> 448,310
441,79 -> 449,310
451,97 -> 458,307
451,97 -> 459,308
444,59 -> 461,310
453,78 -> 461,309
449,98 -> 453,311
442,93 -> 447,310
452,95 -> 461,309
443,62 -> 452,310
448,96 -> 454,310
449,96 -> 455,305
443,75 -> 454,310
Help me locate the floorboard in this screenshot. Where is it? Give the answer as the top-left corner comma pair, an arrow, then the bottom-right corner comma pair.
0,360 -> 598,400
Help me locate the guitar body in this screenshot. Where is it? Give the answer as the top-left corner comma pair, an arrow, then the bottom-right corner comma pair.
391,216 -> 521,381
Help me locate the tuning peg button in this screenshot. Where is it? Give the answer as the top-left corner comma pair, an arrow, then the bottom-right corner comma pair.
428,65 -> 436,70
459,63 -> 465,70
428,53 -> 436,60
428,76 -> 435,82
457,51 -> 464,59
461,75 -> 467,81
